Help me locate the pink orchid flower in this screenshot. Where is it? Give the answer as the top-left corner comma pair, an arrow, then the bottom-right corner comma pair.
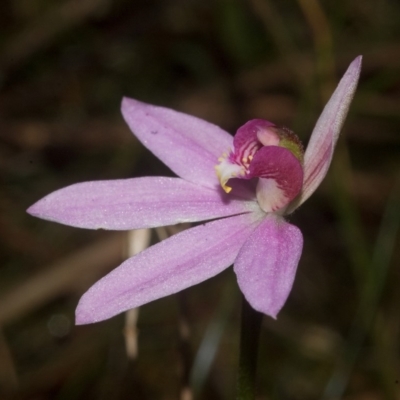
28,57 -> 362,324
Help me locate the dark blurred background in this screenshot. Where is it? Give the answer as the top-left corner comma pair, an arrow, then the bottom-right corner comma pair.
0,0 -> 399,399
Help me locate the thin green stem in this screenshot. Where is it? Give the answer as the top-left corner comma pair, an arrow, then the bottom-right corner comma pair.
236,296 -> 263,400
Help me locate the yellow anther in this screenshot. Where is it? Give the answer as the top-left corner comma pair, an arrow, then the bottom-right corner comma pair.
224,186 -> 232,193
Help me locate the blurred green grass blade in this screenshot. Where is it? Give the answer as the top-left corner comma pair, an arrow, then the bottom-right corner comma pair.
323,177 -> 400,399
372,178 -> 400,281
216,0 -> 267,67
190,279 -> 237,398
331,146 -> 372,294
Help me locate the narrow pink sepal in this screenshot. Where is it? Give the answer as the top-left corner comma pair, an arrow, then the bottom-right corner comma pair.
76,213 -> 262,324
121,97 -> 233,189
293,56 -> 362,209
234,214 -> 303,318
27,177 -> 255,230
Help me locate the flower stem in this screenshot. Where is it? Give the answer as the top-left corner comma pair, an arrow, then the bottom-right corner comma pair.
236,295 -> 263,400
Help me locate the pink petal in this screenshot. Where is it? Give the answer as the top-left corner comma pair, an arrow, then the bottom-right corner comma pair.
27,177 -> 256,230
76,212 -> 263,324
293,56 -> 362,209
234,215 -> 303,318
248,146 -> 303,213
121,97 -> 233,189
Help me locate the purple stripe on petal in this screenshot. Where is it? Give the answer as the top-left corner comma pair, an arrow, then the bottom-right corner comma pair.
248,146 -> 303,213
27,177 -> 256,230
234,214 -> 303,318
291,56 -> 362,210
233,119 -> 279,158
76,212 -> 263,324
215,120 -> 280,193
121,97 -> 233,189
